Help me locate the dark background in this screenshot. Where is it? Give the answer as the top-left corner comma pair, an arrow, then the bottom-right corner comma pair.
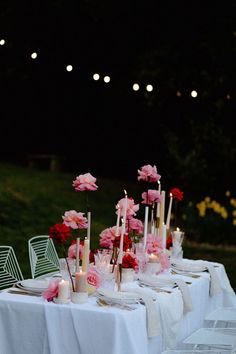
0,0 -> 236,198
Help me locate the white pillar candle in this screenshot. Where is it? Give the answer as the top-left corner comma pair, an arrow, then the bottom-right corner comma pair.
76,237 -> 80,272
115,204 -> 121,236
162,223 -> 167,250
82,237 -> 90,273
166,193 -> 173,230
143,205 -> 149,250
75,270 -> 87,293
117,191 -> 128,264
57,279 -> 70,301
159,190 -> 165,236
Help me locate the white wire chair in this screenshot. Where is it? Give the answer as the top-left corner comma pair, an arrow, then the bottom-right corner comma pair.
0,246 -> 24,290
28,235 -> 60,279
182,327 -> 236,352
204,307 -> 236,328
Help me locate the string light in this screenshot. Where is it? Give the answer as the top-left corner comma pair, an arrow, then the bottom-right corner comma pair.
104,76 -> 110,83
66,65 -> 73,72
0,39 -> 232,99
146,84 -> 153,92
93,73 -> 100,81
132,83 -> 140,91
31,52 -> 37,59
191,90 -> 198,98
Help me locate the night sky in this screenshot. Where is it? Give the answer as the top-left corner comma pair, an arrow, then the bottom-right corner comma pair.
0,1 -> 236,187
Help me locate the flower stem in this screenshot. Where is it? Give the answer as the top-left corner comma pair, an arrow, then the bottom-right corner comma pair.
63,250 -> 75,292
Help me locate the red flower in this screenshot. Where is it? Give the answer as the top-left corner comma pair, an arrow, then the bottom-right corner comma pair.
112,234 -> 132,251
49,223 -> 72,244
170,188 -> 184,201
122,253 -> 138,269
166,234 -> 173,250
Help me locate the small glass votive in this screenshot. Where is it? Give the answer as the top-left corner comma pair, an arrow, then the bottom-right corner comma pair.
145,262 -> 161,275
71,292 -> 88,304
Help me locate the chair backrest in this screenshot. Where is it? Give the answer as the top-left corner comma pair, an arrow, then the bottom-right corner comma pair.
183,327 -> 236,351
0,246 -> 24,290
204,307 -> 236,328
28,235 -> 60,279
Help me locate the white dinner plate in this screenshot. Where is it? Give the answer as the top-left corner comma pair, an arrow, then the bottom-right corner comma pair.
16,279 -> 48,293
171,260 -> 208,273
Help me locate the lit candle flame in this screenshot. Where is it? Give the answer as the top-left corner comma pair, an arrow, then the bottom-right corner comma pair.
124,189 -> 127,196
170,192 -> 173,197
176,227 -> 180,231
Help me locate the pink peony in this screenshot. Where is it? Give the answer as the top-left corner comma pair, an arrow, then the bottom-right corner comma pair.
137,164 -> 161,183
146,233 -> 163,254
72,173 -> 98,192
99,226 -> 121,249
141,189 -> 161,205
42,280 -> 60,302
87,265 -> 102,289
127,217 -> 144,235
62,210 -> 88,229
118,197 -> 139,218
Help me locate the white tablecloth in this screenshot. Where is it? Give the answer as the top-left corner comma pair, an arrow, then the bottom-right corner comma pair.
0,261 -> 235,354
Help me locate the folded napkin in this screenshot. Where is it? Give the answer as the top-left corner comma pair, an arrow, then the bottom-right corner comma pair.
174,278 -> 193,312
197,261 -> 222,296
138,273 -> 193,313
129,287 -> 161,338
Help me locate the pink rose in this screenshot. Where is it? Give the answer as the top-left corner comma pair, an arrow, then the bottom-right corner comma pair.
42,280 -> 60,302
99,226 -> 121,249
146,234 -> 163,254
141,189 -> 161,205
62,210 -> 88,229
72,173 -> 98,192
87,266 -> 102,289
137,165 -> 161,183
127,217 -> 144,235
118,197 -> 139,218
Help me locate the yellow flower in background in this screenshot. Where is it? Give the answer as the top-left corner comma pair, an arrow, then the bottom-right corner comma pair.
233,219 -> 236,226
225,190 -> 231,197
230,198 -> 236,207
196,201 -> 206,217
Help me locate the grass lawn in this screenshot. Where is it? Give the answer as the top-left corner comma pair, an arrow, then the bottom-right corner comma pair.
0,162 -> 235,291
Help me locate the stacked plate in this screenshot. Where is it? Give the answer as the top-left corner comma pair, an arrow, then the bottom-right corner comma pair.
171,260 -> 208,273
15,279 -> 49,295
138,274 -> 177,291
96,288 -> 141,305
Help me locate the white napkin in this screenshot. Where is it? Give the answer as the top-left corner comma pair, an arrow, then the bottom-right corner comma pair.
125,287 -> 161,338
200,261 -> 222,296
174,278 -> 193,312
138,273 -> 192,313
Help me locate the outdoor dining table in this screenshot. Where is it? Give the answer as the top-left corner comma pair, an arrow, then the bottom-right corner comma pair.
0,259 -> 235,354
